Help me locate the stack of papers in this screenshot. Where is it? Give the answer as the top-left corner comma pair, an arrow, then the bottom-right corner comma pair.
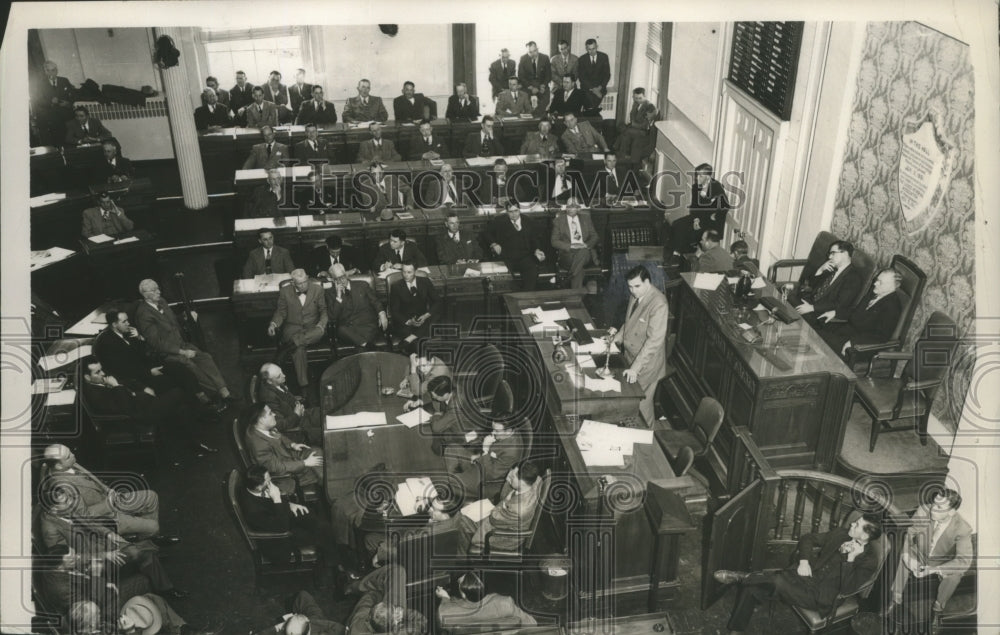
584,374 -> 621,393
479,262 -> 508,275
463,268 -> 481,278
325,411 -> 387,430
726,275 -> 767,290
396,211 -> 415,220
39,345 -> 92,371
692,273 -> 726,290
395,407 -> 429,429
46,389 -> 77,407
576,419 -> 654,467
32,377 -> 67,394
464,157 -> 495,167
395,477 -> 435,516
113,236 -> 140,245
460,498 -> 495,522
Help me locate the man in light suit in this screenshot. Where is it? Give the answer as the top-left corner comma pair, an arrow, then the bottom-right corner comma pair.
257,362 -> 321,443
495,77 -> 531,117
459,461 -> 542,554
887,488 -> 974,628
268,269 -> 328,391
357,122 -> 401,163
295,85 -> 338,126
421,163 -> 473,208
205,76 -> 230,109
81,191 -> 135,239
445,83 -> 480,121
244,86 -> 279,129
519,120 -> 559,158
577,38 -> 611,116
242,228 -> 295,278
325,263 -> 387,349
609,265 -> 669,426
551,41 -> 579,87
551,198 -> 599,289
518,41 -> 551,109
560,112 -> 609,154
242,125 -> 290,170
373,229 -> 428,273
795,240 -> 864,326
343,79 -> 389,123
690,229 -> 734,273
388,262 -> 442,342
488,49 -> 517,99
409,121 -> 448,161
135,279 -> 234,402
244,403 -> 324,492
288,68 -> 313,116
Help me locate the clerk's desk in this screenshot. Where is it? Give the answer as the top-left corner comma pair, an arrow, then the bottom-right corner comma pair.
666,273 -> 856,487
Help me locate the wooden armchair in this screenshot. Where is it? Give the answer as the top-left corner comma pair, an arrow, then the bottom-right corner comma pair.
230,414 -> 319,504
471,469 -> 552,557
654,396 -> 724,471
80,387 -> 157,469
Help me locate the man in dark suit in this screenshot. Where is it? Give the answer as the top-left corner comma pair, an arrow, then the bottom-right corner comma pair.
541,157 -> 582,206
445,83 -> 480,121
261,70 -> 294,124
296,174 -> 339,214
795,240 -> 864,326
243,228 -> 295,278
408,121 -> 448,161
81,191 -> 135,239
242,125 -> 290,170
715,514 -> 884,633
596,152 -> 631,204
393,81 -> 433,123
485,206 -> 546,291
373,229 -> 428,273
551,199 -> 599,288
577,38 -> 611,116
244,403 -> 324,492
257,362 -> 321,442
244,86 -> 280,129
487,49 -> 517,99
312,235 -> 360,278
520,119 -> 560,157
389,262 -> 442,343
357,162 -> 409,219
288,68 -> 313,116
205,76 -> 230,109
518,41 -> 551,109
548,74 -> 585,118
474,158 -> 533,208
436,211 -> 481,265
357,122 -> 402,163
65,106 -> 112,146
293,123 -> 336,165
93,140 -> 134,184
245,169 -> 292,218
268,269 -> 328,390
325,263 -> 387,348
462,115 -> 504,159
38,543 -> 151,621
343,79 -> 389,123
33,60 -> 75,146
817,269 -> 904,357
135,279 -> 234,402
229,71 -> 255,125
194,87 -> 232,131
295,85 -> 338,126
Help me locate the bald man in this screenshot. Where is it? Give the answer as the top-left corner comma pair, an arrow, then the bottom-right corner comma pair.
268,269 -> 328,392
256,592 -> 344,635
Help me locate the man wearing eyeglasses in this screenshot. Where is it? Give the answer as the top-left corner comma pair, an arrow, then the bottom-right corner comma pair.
795,240 -> 864,326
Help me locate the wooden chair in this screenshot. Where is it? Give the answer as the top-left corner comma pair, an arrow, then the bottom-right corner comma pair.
457,344 -> 505,414
854,311 -> 960,451
654,396 -> 724,471
490,378 -> 515,417
223,469 -> 322,589
648,446 -> 710,514
471,469 -> 552,557
230,414 -> 318,503
80,388 -> 157,469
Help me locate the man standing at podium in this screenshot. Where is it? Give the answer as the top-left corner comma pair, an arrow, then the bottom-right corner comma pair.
608,265 -> 668,426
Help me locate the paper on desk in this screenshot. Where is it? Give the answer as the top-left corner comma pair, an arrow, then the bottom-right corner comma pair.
418,266 -> 432,275
88,234 -> 114,244
39,345 -> 92,371
541,308 -> 571,322
464,157 -> 495,167
584,375 -> 621,392
325,411 -> 387,430
46,389 -> 77,407
573,340 -> 620,356
476,206 -> 499,216
396,477 -> 434,516
33,377 -> 67,394
579,448 -> 626,467
461,499 -> 495,522
396,211 -> 415,220
113,236 -> 139,245
463,268 -> 481,277
29,192 -> 67,207
395,407 -> 428,429
403,334 -> 418,343
578,355 -> 596,368
692,273 -> 726,290
396,386 -> 414,399
479,262 -> 509,275
578,419 -> 654,446
528,322 -> 566,335
30,247 -> 75,270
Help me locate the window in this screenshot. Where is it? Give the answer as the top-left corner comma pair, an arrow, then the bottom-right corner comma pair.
201,27 -> 305,87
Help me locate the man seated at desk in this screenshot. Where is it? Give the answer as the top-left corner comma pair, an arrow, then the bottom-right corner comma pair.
296,173 -> 337,214
244,86 -> 280,129
243,228 -> 295,278
194,87 -> 232,132
548,74 -> 585,119
374,228 -> 428,273
445,417 -> 525,502
245,168 -> 292,218
343,79 -> 389,124
462,115 -> 504,159
495,77 -> 531,117
257,362 -> 322,442
325,263 -> 387,350
66,105 -> 112,146
408,121 -> 448,161
436,211 -> 482,265
244,403 -> 324,496
445,82 -> 479,121
393,81 -> 433,124
388,261 -> 442,345
295,85 -> 338,126
436,572 -> 538,629
485,204 -> 546,291
519,120 -> 559,159
817,268 -> 903,358
82,191 -> 135,239
457,460 -> 542,554
268,269 -> 328,393
312,235 -> 360,278
357,122 -> 402,164
596,152 -> 634,205
293,123 -> 335,165
794,240 -> 864,326
690,229 -> 734,273
401,349 -> 453,403
404,375 -> 466,455
542,157 -> 581,206
560,112 -> 609,155
242,125 -> 289,170
359,161 -> 410,220
93,139 -> 134,184
551,197 -> 599,289
205,75 -> 230,110
422,163 -> 473,209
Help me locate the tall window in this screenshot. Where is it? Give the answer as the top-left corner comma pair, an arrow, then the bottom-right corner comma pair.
475,23 -> 550,105
641,22 -> 662,106
201,27 -> 305,87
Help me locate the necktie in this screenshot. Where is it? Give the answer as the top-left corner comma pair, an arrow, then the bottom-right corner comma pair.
533,57 -> 537,74
424,136 -> 431,145
461,99 -> 467,107
310,141 -> 316,152
82,124 -> 88,133
258,105 -> 263,114
51,78 -> 57,87
318,102 -> 324,111
591,55 -> 596,64
410,285 -> 418,297
397,249 -> 403,261
451,232 -> 460,243
332,255 -> 338,264
513,220 -> 521,231
628,298 -> 638,319
102,211 -> 109,220
572,219 -> 581,242
572,127 -> 579,135
363,98 -> 368,106
481,136 -> 490,155
266,143 -> 272,158
342,287 -> 350,298
814,271 -> 836,299
448,182 -> 457,201
208,105 -> 214,113
609,169 -> 618,186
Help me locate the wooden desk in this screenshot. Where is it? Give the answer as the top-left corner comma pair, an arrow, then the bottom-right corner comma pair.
667,273 -> 855,482
30,177 -> 155,250
30,146 -> 68,196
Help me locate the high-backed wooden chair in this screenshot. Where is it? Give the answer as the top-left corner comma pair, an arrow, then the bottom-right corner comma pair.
654,396 -> 724,471
456,343 -> 505,413
471,469 -> 552,557
230,414 -> 318,503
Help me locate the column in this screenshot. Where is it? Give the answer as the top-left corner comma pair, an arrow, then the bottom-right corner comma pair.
154,27 -> 208,210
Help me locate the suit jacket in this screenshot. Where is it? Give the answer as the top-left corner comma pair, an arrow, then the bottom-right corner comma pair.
548,88 -> 585,116
242,141 -> 290,170
473,480 -> 540,552
551,212 -> 599,253
33,75 -> 75,110
229,83 -> 255,111
92,156 -> 134,183
445,94 -> 480,121
356,138 -> 401,163
578,52 -> 611,94
540,169 -> 583,205
243,245 -> 295,278
560,121 -> 608,154
194,104 -> 232,130
244,427 -> 312,478
297,183 -> 339,214
245,101 -> 279,128
214,87 -> 231,108
519,131 -> 559,158
135,299 -> 189,356
617,286 -> 669,391
81,206 -> 134,238
408,133 -> 449,160
42,466 -> 112,514
422,177 -> 473,208
406,357 -> 452,404
475,171 -> 534,207
692,245 -> 734,273
389,276 -> 441,326
517,54 -> 551,91
245,184 -> 289,218
495,90 -> 531,116
792,526 -> 882,612
325,280 -> 383,334
295,100 -> 338,125
476,433 -> 525,489
81,380 -> 142,418
550,54 -> 579,83
237,488 -> 297,563
94,328 -> 158,393
293,138 -> 336,163
311,245 -> 360,276
842,291 -> 903,346
258,381 -> 310,433
271,281 -> 328,339
807,265 -> 864,319
462,131 -> 504,159
488,59 -> 517,97
261,83 -> 290,108
342,96 -> 389,123
485,214 -> 540,262
903,505 -> 974,575
288,83 -> 313,114
596,166 -> 630,200
65,117 -> 112,145
373,242 -> 428,272
436,231 -> 482,265
393,93 -> 432,122
438,594 -> 537,628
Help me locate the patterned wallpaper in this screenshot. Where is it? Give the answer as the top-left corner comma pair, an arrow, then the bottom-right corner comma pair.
830,22 -> 975,424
